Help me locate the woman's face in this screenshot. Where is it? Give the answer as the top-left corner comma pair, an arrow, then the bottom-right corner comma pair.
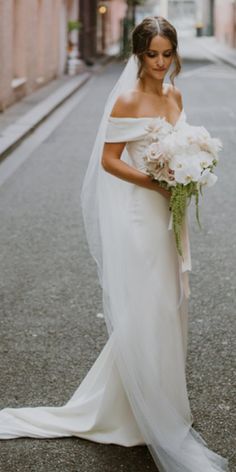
142,34 -> 174,80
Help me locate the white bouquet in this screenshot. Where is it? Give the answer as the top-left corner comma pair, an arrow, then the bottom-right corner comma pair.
143,122 -> 223,256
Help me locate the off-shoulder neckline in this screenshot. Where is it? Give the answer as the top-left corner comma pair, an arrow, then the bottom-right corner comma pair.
108,108 -> 185,128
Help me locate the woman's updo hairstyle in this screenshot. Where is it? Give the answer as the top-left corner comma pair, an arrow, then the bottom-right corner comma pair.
132,16 -> 182,86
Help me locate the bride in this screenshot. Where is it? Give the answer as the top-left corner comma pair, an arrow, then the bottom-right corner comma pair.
0,16 -> 229,472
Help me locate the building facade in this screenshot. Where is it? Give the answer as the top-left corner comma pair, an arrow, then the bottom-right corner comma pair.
168,0 -> 196,34
214,0 -> 236,48
78,0 -> 97,60
0,0 -> 79,112
106,0 -> 127,51
0,0 -> 129,111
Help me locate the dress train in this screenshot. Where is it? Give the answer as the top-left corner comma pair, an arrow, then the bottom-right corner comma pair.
0,333 -> 146,446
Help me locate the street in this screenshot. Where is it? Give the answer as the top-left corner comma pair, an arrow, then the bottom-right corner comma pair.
0,49 -> 235,471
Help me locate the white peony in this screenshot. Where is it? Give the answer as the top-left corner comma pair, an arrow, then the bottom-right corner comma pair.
201,137 -> 222,158
184,125 -> 222,158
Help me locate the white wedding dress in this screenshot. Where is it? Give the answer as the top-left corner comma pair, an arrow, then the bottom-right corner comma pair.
0,109 -> 229,471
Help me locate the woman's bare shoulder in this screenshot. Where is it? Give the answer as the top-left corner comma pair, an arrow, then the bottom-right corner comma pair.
110,90 -> 141,118
168,84 -> 183,110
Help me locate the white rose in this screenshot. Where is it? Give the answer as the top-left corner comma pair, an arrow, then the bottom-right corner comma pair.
146,142 -> 168,167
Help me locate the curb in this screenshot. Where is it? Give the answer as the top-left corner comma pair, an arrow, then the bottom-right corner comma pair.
0,72 -> 91,162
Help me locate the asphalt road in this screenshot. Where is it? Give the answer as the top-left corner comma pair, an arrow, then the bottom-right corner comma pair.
0,53 -> 235,471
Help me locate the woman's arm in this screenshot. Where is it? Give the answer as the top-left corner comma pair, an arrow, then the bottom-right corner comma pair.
101,93 -> 171,199
101,141 -> 171,200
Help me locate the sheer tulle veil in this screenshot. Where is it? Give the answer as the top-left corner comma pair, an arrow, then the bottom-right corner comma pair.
80,55 -> 229,472
81,54 -> 139,296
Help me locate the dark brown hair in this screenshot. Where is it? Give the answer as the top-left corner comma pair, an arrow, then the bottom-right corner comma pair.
132,16 -> 182,86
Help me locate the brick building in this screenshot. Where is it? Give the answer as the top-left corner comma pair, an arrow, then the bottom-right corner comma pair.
101,0 -> 127,55
0,0 -> 128,112
80,0 -> 127,58
0,0 -> 79,111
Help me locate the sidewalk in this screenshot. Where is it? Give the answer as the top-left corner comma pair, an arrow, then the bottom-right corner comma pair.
0,56 -> 113,161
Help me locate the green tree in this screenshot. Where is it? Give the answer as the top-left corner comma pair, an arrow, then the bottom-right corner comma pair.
67,20 -> 82,52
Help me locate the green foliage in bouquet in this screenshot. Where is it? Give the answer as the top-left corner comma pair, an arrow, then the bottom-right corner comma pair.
169,182 -> 201,256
